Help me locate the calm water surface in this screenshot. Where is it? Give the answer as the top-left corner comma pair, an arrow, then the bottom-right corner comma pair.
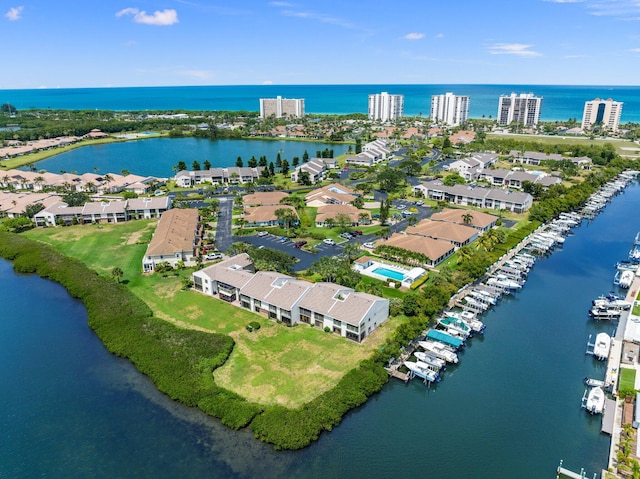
1,182 -> 639,478
31,138 -> 348,178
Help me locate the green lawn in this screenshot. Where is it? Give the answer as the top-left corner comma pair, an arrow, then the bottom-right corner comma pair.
619,367 -> 637,392
22,221 -> 392,407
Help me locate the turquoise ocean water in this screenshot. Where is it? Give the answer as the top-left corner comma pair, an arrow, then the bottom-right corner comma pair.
2,181 -> 639,478
2,84 -> 640,122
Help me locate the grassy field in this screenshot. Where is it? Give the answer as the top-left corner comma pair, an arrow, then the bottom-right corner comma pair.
486,133 -> 640,157
619,367 -> 637,392
23,221 -> 390,407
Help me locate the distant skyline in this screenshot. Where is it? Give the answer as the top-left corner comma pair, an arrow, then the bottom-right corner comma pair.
2,0 -> 640,89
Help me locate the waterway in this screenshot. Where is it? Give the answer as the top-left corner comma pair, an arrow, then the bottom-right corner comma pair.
1,182 -> 639,478
26,138 -> 349,178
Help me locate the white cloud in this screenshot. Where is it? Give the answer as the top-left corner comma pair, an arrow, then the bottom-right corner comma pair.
116,7 -> 179,26
404,32 -> 424,40
269,1 -> 293,6
281,9 -> 354,28
545,0 -> 640,18
628,48 -> 640,52
488,43 -> 542,57
434,33 -> 444,39
177,69 -> 214,80
262,80 -> 274,85
5,6 -> 23,21
564,54 -> 588,58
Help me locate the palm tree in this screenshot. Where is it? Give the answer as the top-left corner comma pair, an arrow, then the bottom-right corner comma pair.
456,245 -> 474,264
111,267 -> 124,283
33,175 -> 44,191
102,174 -> 114,193
462,212 -> 474,226
274,208 -> 297,232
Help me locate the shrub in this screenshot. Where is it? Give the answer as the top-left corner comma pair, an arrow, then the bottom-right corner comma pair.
324,326 -> 331,332
246,321 -> 261,332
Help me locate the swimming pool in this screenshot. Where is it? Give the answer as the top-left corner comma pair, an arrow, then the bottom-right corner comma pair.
372,267 -> 405,281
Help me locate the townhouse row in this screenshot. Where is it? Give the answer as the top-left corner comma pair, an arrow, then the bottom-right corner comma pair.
192,253 -> 389,342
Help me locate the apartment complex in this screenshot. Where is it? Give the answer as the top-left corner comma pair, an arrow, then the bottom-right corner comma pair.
581,98 -> 623,132
430,92 -> 470,126
497,93 -> 542,127
259,96 -> 305,119
368,92 -> 404,122
192,254 -> 389,342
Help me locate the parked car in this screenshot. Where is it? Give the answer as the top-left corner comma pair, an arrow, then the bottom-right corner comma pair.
279,237 -> 289,243
257,231 -> 268,237
204,253 -> 222,260
362,242 -> 375,249
353,230 -> 363,236
397,204 -> 407,210
339,232 -> 352,239
415,200 -> 424,206
294,240 -> 307,248
323,238 -> 336,246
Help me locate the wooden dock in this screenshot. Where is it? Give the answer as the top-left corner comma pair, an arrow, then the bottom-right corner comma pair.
386,368 -> 409,382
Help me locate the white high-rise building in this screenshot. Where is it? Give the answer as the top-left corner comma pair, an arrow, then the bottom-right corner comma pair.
430,92 -> 470,126
497,93 -> 542,127
581,98 -> 623,132
368,92 -> 404,122
259,96 -> 305,119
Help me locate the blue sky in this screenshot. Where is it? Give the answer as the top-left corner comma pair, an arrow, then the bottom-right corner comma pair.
2,0 -> 640,89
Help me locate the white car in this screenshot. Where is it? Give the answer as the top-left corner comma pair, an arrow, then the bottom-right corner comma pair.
397,204 -> 406,210
257,231 -> 268,237
323,238 -> 336,246
362,242 -> 375,249
204,253 -> 222,260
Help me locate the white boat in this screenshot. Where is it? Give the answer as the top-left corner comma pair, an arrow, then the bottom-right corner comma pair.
614,269 -> 635,289
589,306 -> 622,320
593,332 -> 611,360
418,340 -> 459,364
448,310 -> 486,334
592,293 -> 631,311
585,387 -> 605,414
414,351 -> 446,370
584,377 -> 605,388
487,275 -> 522,291
404,360 -> 440,383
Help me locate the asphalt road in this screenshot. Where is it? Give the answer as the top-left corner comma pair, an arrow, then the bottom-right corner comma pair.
214,197 -> 234,251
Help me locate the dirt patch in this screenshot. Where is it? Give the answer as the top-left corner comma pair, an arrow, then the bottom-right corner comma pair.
125,230 -> 144,245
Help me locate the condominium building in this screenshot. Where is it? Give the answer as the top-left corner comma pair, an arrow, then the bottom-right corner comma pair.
368,92 -> 404,122
259,96 -> 305,119
581,98 -> 623,132
430,92 -> 469,126
497,93 -> 542,127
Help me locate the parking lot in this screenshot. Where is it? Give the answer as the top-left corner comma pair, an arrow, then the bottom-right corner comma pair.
237,232 -> 347,271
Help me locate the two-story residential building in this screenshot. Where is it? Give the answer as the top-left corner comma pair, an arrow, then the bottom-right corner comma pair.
478,168 -> 561,190
430,208 -> 498,232
297,282 -> 388,342
142,209 -> 200,272
405,220 -> 479,248
192,253 -> 254,301
191,255 -> 389,342
414,180 -> 533,213
305,183 -> 357,207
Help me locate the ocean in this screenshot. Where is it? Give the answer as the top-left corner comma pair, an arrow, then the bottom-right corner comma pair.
1,84 -> 640,123
2,181 -> 639,478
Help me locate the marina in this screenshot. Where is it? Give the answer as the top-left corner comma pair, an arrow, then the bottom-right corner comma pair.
383,170 -> 640,477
